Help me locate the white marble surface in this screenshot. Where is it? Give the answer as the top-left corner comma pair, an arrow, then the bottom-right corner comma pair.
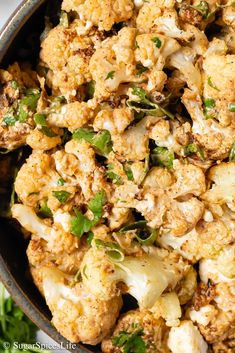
0,1 -> 68,351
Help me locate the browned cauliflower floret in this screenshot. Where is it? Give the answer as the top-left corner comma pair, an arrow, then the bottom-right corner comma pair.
203,50 -> 235,126
182,88 -> 235,160
222,4 -> 235,29
40,21 -> 94,97
26,129 -> 61,150
102,310 -> 170,353
0,64 -> 40,150
42,266 -> 122,344
93,108 -> 134,135
62,0 -> 134,31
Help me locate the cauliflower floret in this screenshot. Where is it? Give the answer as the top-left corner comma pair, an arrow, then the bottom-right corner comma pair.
203,51 -> 235,126
135,33 -> 180,71
63,0 -> 134,31
150,291 -> 182,327
102,310 -> 169,353
26,129 -> 61,150
40,22 -> 93,96
167,320 -> 208,353
89,28 -> 138,99
169,47 -> 202,92
222,4 -> 235,29
12,204 -> 79,254
47,101 -> 94,132
42,266 -> 122,344
80,246 -> 189,309
182,89 -> 235,160
93,108 -> 134,135
176,267 -> 198,305
202,162 -> 235,207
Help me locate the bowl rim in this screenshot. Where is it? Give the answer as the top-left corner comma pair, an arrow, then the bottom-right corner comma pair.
0,2 -> 95,352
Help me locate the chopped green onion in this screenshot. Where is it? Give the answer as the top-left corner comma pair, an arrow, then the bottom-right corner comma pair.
105,71 -> 115,80
95,239 -> 124,262
57,178 -> 65,186
228,102 -> 235,112
151,37 -> 162,48
120,220 -> 147,232
229,142 -> 235,161
207,77 -> 219,91
204,98 -> 215,108
136,229 -> 158,246
52,190 -> 71,204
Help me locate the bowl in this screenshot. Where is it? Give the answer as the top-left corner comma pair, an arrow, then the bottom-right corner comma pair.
0,1 -> 99,352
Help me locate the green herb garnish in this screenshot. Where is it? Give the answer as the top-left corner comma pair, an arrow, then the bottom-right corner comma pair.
57,178 -> 65,186
34,113 -> 47,126
207,77 -> 219,91
127,87 -> 174,119
71,190 -> 105,237
151,37 -> 162,48
73,128 -> 112,156
11,81 -> 19,90
151,146 -> 174,168
86,80 -> 95,100
136,63 -> 149,77
228,102 -> 235,112
105,71 -> 115,80
184,143 -> 205,160
38,200 -> 53,218
191,0 -> 210,18
229,142 -> 235,161
120,221 -> 147,232
86,231 -> 94,246
112,328 -> 146,353
95,239 -> 124,262
52,190 -> 71,204
3,114 -> 17,126
106,164 -> 123,185
124,164 -> 134,181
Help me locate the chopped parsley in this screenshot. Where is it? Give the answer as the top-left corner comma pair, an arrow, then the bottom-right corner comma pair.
105,71 -> 115,80
112,328 -> 146,353
71,190 -> 105,237
151,146 -> 174,168
203,98 -> 217,120
124,164 -> 134,181
229,142 -> 235,161
151,37 -> 162,48
106,164 -> 123,185
52,190 -> 71,204
38,200 -> 53,218
73,128 -> 112,157
136,63 -> 149,77
3,114 -> 17,126
34,113 -> 57,137
184,143 -> 205,160
191,0 -> 210,18
57,178 -> 65,186
86,231 -> 94,246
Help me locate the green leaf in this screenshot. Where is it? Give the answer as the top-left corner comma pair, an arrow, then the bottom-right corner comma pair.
207,77 -> 219,91
151,37 -> 162,48
204,98 -> 215,108
191,0 -> 209,18
136,229 -> 158,246
52,190 -> 71,204
3,114 -> 17,126
229,102 -> 235,112
57,178 -> 65,186
41,126 -> 57,137
105,71 -> 115,80
34,113 -> 47,126
71,211 -> 92,237
73,128 -> 112,156
86,80 -> 95,100
151,146 -> 174,168
38,200 -> 53,218
184,143 -> 205,160
71,190 -> 105,237
86,231 -> 94,246
120,221 -> 147,232
11,80 -> 19,90
127,88 -> 174,119
136,63 -> 149,77
106,164 -> 123,185
20,90 -> 40,111
229,142 -> 235,161
124,164 -> 134,181
112,329 -> 146,353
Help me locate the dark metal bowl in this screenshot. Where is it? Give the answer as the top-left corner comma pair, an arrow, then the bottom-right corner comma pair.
0,2 -> 100,352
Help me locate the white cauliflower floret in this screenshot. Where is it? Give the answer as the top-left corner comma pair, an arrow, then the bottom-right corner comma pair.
182,89 -> 235,160
203,51 -> 235,126
102,310 -> 169,353
176,267 -> 198,305
169,47 -> 202,92
183,24 -> 209,56
93,108 -> 134,135
167,320 -> 208,353
202,162 -> 235,207
150,291 -> 182,327
135,33 -> 180,71
62,0 -> 134,31
12,204 -> 79,254
80,246 -> 189,309
26,129 -> 61,151
42,266 -> 122,344
47,101 -> 94,132
222,4 -> 235,29
89,28 -> 138,99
